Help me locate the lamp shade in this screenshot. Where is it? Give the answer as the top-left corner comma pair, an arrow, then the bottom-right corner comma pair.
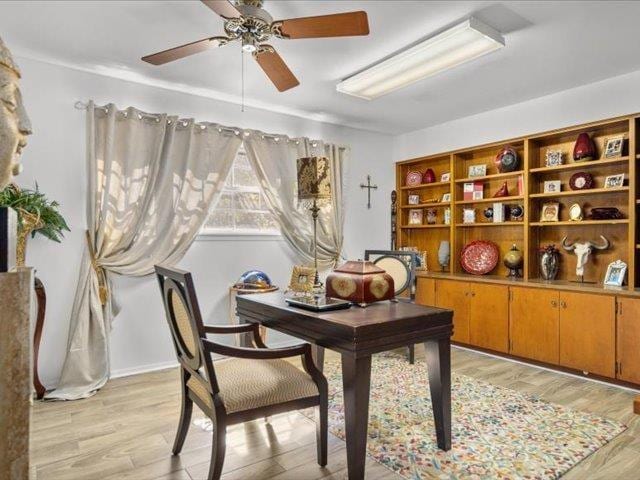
296,156 -> 332,201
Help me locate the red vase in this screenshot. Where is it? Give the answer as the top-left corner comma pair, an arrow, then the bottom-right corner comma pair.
573,132 -> 596,161
422,168 -> 436,184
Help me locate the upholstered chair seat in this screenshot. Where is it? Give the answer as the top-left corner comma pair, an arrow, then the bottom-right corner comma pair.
187,358 -> 319,413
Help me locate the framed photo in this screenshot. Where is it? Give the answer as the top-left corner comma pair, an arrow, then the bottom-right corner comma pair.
545,150 -> 564,167
540,202 -> 559,222
468,164 -> 487,178
407,194 -> 420,205
408,209 -> 423,225
604,260 -> 627,287
603,136 -> 624,158
568,203 -> 583,221
543,180 -> 561,193
604,174 -> 625,188
426,208 -> 437,224
472,190 -> 484,200
463,208 -> 476,224
440,172 -> 451,182
288,265 -> 316,293
441,193 -> 451,202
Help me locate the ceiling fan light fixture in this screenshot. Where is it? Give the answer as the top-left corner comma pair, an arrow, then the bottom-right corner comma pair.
336,17 -> 504,100
242,36 -> 258,53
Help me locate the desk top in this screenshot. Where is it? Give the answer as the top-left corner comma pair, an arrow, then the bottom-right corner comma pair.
236,292 -> 453,356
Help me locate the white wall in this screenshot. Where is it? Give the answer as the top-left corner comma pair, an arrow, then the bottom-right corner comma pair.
394,69 -> 640,160
17,56 -> 395,386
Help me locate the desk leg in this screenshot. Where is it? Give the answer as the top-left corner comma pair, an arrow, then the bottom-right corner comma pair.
424,337 -> 451,450
341,354 -> 371,480
311,345 -> 325,373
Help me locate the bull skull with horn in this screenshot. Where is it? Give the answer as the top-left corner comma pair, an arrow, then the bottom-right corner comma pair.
561,235 -> 610,281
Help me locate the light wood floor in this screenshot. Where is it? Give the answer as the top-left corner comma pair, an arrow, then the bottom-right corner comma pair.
31,346 -> 640,480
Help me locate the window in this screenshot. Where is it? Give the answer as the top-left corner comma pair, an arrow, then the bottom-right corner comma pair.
201,147 -> 279,235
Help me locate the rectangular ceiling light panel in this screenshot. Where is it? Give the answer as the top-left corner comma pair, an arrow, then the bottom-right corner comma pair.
337,17 -> 505,100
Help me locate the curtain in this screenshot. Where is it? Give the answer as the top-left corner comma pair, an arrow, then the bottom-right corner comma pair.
243,133 -> 347,269
46,102 -> 242,400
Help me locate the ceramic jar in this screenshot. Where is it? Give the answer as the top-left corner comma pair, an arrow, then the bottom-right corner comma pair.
503,244 -> 523,278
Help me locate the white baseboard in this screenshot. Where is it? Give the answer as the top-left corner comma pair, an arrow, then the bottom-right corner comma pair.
109,339 -> 303,379
453,345 -> 640,394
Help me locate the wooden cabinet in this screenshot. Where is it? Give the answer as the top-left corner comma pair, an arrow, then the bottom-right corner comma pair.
415,277 -> 436,306
616,297 -> 640,384
559,292 -> 615,378
468,283 -> 509,353
433,280 -> 508,350
509,287 -> 559,364
435,280 -> 470,344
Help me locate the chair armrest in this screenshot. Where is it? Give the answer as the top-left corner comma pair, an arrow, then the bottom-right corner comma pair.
202,339 -> 310,360
203,323 -> 266,348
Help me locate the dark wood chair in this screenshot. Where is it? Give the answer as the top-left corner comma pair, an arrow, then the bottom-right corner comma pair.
364,250 -> 419,363
155,265 -> 328,480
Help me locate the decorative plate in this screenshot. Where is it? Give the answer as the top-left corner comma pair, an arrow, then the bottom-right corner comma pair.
460,240 -> 500,275
406,171 -> 423,186
569,172 -> 594,190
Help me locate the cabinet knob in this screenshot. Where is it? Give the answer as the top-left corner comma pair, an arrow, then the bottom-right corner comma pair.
471,292 -> 476,297
551,300 -> 558,307
560,301 -> 567,309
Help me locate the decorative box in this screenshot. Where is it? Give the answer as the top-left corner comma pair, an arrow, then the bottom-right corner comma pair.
463,181 -> 483,200
326,260 -> 395,307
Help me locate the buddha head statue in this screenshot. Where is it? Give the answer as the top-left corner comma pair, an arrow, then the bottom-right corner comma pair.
0,36 -> 32,189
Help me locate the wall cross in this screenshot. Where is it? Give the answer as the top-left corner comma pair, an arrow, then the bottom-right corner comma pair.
360,175 -> 378,209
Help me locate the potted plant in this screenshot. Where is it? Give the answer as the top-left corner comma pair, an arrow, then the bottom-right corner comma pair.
0,183 -> 69,266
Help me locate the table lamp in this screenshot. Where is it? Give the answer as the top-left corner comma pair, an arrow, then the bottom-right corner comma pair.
296,156 -> 332,290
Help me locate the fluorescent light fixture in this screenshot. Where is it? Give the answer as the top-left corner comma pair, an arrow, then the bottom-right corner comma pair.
337,17 -> 505,100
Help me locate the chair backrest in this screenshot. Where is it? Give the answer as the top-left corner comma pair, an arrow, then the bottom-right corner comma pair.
155,265 -> 218,393
364,250 -> 417,299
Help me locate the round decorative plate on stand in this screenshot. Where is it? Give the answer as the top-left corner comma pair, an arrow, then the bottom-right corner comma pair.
569,172 -> 594,190
406,171 -> 422,186
460,240 -> 500,275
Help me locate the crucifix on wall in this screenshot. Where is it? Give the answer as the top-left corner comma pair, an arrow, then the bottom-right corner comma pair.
360,175 -> 378,209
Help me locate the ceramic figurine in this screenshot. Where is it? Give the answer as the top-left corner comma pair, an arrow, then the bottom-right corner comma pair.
503,244 -> 523,278
539,244 -> 560,281
0,36 -> 32,189
573,132 -> 596,162
438,240 -> 450,272
493,181 -> 509,198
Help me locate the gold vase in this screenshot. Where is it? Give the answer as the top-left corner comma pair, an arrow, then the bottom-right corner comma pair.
16,210 -> 42,267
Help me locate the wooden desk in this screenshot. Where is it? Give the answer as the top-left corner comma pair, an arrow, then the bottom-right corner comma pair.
236,292 -> 453,480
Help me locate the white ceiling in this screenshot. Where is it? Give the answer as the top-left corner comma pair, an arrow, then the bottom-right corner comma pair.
2,1 -> 640,134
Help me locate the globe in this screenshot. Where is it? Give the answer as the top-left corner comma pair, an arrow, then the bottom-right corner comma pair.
234,270 -> 273,290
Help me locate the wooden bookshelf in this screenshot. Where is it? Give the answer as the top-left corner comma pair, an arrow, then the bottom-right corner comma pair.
396,112 -> 640,392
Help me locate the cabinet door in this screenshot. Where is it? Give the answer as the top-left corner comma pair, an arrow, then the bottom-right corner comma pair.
415,277 -> 436,306
468,283 -> 509,353
510,288 -> 559,364
559,292 -> 615,377
616,297 -> 640,384
435,280 -> 469,344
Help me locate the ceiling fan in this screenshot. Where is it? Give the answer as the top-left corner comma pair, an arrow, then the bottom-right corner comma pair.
141,0 -> 370,92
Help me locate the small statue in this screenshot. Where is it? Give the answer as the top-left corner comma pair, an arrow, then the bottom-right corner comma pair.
0,36 -> 32,189
493,181 -> 509,198
562,235 -> 609,282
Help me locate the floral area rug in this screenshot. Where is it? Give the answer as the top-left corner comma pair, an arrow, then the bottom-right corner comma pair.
303,353 -> 625,480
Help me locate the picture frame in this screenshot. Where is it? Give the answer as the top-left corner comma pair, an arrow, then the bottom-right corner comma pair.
543,180 -> 561,193
408,209 -> 423,225
440,172 -> 451,182
462,208 -> 476,224
603,135 -> 624,158
468,164 -> 487,178
472,190 -> 484,200
568,203 -> 583,221
426,208 -> 437,224
540,202 -> 560,222
407,194 -> 420,205
441,193 -> 451,202
444,207 -> 451,225
604,259 -> 627,287
545,150 -> 564,167
288,265 -> 316,293
604,173 -> 625,188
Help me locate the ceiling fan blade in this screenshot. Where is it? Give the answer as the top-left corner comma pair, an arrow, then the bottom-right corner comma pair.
142,37 -> 228,65
275,11 -> 369,39
201,0 -> 242,19
253,46 -> 300,92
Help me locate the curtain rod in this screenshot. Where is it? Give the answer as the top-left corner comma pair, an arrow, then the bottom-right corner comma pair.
73,100 -> 344,149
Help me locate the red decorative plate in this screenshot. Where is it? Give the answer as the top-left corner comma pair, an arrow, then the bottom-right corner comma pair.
569,172 -> 594,190
406,171 -> 423,186
460,240 -> 500,275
